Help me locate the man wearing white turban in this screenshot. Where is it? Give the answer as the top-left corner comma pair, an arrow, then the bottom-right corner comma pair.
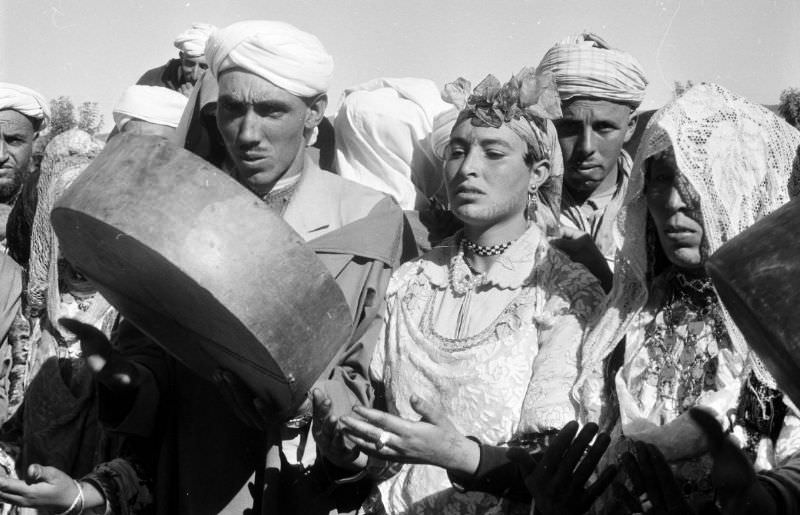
91,19 -> 403,515
333,78 -> 451,211
111,85 -> 188,139
137,22 -> 216,96
0,82 -> 49,249
538,33 -> 648,272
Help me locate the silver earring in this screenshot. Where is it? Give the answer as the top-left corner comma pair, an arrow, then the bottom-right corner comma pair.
527,189 -> 538,220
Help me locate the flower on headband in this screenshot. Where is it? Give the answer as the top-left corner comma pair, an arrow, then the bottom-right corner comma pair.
441,67 -> 562,128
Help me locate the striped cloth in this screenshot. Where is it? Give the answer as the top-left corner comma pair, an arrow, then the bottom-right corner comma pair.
538,33 -> 647,106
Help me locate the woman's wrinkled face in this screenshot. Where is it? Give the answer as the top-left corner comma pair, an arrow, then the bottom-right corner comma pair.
444,120 -> 533,229
645,147 -> 705,269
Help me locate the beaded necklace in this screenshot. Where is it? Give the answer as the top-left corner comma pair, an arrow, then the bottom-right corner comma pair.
644,271 -> 727,415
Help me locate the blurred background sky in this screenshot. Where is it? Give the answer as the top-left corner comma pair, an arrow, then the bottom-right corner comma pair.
2,0 -> 799,130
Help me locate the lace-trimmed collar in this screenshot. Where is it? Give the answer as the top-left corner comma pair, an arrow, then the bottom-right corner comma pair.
420,224 -> 546,290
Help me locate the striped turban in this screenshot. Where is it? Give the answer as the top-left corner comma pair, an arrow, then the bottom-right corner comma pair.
0,83 -> 50,131
538,33 -> 648,107
174,22 -> 216,63
206,20 -> 334,97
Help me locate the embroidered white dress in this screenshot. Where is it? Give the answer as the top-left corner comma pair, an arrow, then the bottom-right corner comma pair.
369,224 -> 604,515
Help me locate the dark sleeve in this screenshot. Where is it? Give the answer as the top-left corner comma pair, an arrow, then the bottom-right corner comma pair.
316,197 -> 404,412
97,319 -> 169,437
447,442 -> 532,503
757,453 -> 800,514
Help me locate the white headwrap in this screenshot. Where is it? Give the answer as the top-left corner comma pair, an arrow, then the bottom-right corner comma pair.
538,33 -> 648,107
113,85 -> 188,130
173,22 -> 216,63
334,78 -> 451,210
206,20 -> 333,98
429,108 -> 459,162
577,83 -> 800,420
0,83 -> 50,131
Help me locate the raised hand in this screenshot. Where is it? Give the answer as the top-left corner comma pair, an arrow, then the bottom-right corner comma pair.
339,395 -> 479,475
60,318 -> 140,394
507,421 -> 616,515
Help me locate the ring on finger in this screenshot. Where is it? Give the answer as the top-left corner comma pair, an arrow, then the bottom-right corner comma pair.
375,430 -> 391,451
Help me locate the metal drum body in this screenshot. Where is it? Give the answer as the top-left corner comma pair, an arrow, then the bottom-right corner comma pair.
706,196 -> 800,407
51,133 -> 352,419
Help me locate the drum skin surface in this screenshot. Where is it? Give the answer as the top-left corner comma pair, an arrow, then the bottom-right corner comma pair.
51,133 -> 353,419
707,197 -> 800,407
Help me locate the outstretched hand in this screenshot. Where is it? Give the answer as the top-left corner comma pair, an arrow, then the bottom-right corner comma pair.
339,395 -> 479,474
60,318 -> 140,394
507,421 -> 616,515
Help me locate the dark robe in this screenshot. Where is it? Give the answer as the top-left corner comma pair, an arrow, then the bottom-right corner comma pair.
136,59 -> 183,92
99,158 -> 403,514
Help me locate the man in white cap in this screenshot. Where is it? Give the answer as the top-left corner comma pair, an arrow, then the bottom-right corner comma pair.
137,22 -> 216,96
110,85 -> 188,139
538,33 -> 648,271
0,83 -> 49,250
86,19 -> 403,515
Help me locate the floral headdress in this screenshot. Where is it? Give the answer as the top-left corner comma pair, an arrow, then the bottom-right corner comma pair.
441,67 -> 562,161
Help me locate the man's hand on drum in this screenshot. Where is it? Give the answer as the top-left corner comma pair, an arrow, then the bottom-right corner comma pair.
338,394 -> 480,475
213,369 -> 276,433
59,318 -> 140,394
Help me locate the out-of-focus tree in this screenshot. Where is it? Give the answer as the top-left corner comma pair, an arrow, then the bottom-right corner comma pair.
673,80 -> 695,99
778,88 -> 800,129
49,96 -> 76,136
77,101 -> 103,136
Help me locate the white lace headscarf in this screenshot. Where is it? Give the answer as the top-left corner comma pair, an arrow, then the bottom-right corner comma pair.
577,83 -> 800,419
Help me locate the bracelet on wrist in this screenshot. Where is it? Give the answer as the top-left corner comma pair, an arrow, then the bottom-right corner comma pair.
54,480 -> 84,515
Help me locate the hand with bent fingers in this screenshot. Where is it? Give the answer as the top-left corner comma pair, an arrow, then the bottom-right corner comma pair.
507,421 -> 616,515
60,318 -> 140,394
689,407 -> 776,515
312,388 -> 366,470
614,440 -> 694,514
0,464 -> 104,511
338,394 -> 480,475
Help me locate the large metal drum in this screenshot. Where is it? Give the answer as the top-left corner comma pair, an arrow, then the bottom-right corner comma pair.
706,196 -> 800,406
51,133 -> 353,419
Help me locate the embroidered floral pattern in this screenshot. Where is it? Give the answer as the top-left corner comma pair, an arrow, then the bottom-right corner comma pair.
369,226 -> 604,514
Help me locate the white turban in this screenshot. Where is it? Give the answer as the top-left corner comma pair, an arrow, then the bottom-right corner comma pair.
174,22 -> 216,63
113,85 -> 188,130
429,108 -> 459,161
538,33 -> 648,106
334,78 -> 451,210
0,83 -> 50,131
206,20 -> 333,97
